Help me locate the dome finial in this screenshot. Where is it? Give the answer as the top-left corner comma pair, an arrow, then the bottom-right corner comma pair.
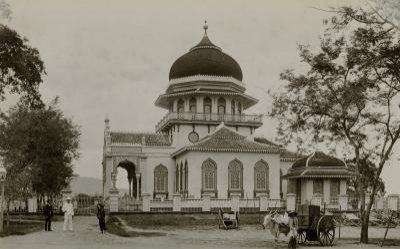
203,20 -> 208,36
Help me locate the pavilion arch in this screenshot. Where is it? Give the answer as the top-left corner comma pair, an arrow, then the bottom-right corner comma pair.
228,159 -> 243,197
116,159 -> 139,198
189,97 -> 197,113
254,160 -> 269,197
177,99 -> 185,113
217,97 -> 226,114
201,158 -> 217,197
203,97 -> 212,114
154,164 -> 168,198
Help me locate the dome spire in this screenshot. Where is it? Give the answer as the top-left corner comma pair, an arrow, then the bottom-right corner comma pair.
203,20 -> 208,36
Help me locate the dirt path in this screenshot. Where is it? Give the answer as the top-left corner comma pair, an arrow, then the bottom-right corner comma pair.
0,216 -> 398,249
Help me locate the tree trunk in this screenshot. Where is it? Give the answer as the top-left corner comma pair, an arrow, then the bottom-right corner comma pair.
360,214 -> 369,243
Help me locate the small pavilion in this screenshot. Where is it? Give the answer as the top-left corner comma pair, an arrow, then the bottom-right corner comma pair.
284,151 -> 353,211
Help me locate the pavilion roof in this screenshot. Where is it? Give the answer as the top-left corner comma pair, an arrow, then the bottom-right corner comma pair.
283,151 -> 354,179
110,132 -> 171,146
172,125 -> 281,157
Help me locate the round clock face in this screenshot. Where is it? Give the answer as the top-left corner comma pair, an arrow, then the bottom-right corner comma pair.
188,131 -> 199,143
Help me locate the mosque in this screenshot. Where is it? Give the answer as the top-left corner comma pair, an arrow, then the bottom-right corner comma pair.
102,23 -> 352,212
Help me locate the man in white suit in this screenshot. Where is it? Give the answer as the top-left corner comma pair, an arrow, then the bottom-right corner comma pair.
62,197 -> 74,231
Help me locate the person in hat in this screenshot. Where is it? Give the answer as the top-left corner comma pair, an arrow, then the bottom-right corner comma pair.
62,197 -> 74,231
96,200 -> 106,234
43,199 -> 54,231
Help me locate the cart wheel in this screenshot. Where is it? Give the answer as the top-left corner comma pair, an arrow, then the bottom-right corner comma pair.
297,230 -> 306,244
317,216 -> 335,246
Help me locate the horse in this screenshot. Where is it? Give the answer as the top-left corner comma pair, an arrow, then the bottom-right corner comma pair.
262,210 -> 298,248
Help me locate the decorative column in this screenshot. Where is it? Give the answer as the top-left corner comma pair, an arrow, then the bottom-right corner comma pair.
259,193 -> 269,212
286,193 -> 296,212
128,177 -> 132,197
177,166 -> 181,194
109,171 -> 119,212
136,173 -> 140,199
182,166 -> 186,195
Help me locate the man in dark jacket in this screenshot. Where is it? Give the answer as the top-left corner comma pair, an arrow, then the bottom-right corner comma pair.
96,201 -> 106,234
43,200 -> 54,231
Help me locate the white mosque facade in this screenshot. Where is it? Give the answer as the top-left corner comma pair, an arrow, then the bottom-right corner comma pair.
102,24 -> 352,212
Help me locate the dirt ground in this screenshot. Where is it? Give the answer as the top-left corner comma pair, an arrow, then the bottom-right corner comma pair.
0,216 -> 399,249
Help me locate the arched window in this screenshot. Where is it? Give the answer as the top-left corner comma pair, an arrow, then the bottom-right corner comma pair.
202,159 -> 217,192
189,98 -> 196,113
228,159 -> 243,195
217,97 -> 226,115
177,99 -> 184,113
231,100 -> 235,115
203,97 -> 212,114
154,165 -> 168,193
254,160 -> 269,193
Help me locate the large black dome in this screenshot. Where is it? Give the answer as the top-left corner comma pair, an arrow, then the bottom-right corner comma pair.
169,33 -> 243,81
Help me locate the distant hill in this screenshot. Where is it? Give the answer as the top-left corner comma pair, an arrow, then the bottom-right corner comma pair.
70,176 -> 103,195
70,176 -> 128,195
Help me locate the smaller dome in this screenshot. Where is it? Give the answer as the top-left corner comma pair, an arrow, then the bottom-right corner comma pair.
169,24 -> 243,81
292,151 -> 345,169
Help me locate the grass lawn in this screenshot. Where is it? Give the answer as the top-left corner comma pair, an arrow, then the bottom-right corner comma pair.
0,220 -> 44,237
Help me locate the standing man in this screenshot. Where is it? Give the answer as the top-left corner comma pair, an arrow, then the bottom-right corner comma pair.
43,199 -> 53,231
62,197 -> 74,231
96,200 -> 106,234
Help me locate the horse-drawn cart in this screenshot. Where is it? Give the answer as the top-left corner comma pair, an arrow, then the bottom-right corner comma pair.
296,204 -> 336,246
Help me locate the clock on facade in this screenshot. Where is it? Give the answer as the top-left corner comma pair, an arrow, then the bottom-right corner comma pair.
188,131 -> 199,143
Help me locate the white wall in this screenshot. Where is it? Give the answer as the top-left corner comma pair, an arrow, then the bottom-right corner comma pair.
176,151 -> 281,199
280,161 -> 293,197
142,146 -> 176,197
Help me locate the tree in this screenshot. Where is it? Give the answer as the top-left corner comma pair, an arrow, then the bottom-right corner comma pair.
0,98 -> 80,200
270,6 -> 400,243
0,20 -> 45,108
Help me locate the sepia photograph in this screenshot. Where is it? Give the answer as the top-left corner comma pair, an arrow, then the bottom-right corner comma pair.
0,0 -> 400,248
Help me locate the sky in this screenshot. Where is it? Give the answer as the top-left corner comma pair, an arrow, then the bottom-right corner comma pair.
2,0 -> 399,193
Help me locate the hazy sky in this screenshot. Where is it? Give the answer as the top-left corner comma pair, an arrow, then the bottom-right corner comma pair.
4,0 -> 399,193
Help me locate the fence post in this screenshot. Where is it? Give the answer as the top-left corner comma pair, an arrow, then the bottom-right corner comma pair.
231,193 -> 240,212
173,194 -> 181,212
202,194 -> 211,212
339,194 -> 348,211
27,197 -> 38,213
142,193 -> 150,212
259,194 -> 269,211
286,193 -> 296,212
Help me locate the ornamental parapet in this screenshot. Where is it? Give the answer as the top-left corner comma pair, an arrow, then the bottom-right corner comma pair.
155,112 -> 263,132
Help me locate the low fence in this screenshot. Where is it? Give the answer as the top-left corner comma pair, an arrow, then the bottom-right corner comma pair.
116,196 -> 285,213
